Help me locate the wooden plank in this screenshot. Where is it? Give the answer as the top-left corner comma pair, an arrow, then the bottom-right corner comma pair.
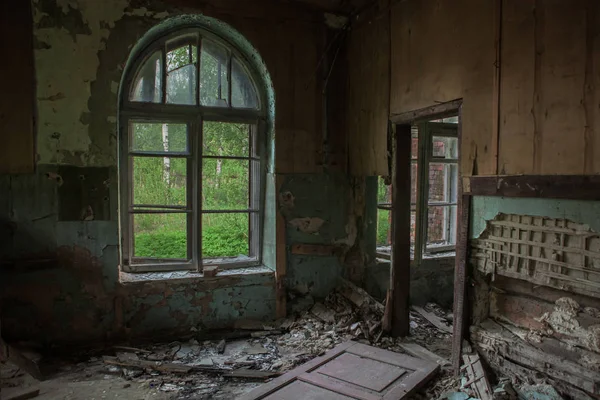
0,0 -> 35,174
538,0 -> 586,174
397,342 -> 450,367
491,0 -> 502,175
497,0 -> 535,174
452,193 -> 470,376
390,124 -> 411,337
452,102 -> 470,375
2,387 -> 40,400
465,175 -> 600,200
347,0 -> 390,176
411,306 -> 452,333
471,321 -> 600,395
462,353 -> 493,400
239,341 -> 439,400
290,243 -> 341,256
390,99 -> 463,125
492,275 -> 600,311
275,174 -> 287,319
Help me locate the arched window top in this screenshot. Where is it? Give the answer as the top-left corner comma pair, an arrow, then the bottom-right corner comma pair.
125,29 -> 261,111
118,18 -> 273,273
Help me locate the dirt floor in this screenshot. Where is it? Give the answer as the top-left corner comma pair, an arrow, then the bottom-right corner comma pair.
1,286 -> 457,400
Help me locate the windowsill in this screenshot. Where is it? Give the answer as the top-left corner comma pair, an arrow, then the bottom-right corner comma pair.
119,265 -> 273,284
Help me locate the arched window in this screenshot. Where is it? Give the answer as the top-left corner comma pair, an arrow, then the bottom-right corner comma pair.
119,27 -> 266,273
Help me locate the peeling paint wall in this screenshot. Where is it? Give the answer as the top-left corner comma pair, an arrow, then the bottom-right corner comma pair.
0,0 -> 356,346
469,197 -> 600,396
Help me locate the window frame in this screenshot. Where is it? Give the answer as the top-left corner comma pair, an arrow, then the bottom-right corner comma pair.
375,120 -> 458,263
416,122 -> 459,257
119,28 -> 267,273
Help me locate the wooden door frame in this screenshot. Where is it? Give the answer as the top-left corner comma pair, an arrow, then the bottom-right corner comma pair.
388,100 -> 466,361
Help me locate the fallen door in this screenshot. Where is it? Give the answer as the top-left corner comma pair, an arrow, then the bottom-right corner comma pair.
239,341 -> 439,400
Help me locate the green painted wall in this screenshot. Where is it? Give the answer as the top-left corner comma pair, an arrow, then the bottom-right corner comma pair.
471,196 -> 600,238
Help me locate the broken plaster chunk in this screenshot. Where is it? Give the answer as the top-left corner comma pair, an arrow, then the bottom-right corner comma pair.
288,217 -> 324,234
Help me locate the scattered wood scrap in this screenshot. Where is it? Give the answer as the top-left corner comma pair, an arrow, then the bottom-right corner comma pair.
223,369 -> 281,379
2,387 -> 40,400
103,356 -> 206,374
462,353 -> 493,400
412,305 -> 453,333
113,345 -> 152,354
398,342 -> 451,367
0,336 -> 44,380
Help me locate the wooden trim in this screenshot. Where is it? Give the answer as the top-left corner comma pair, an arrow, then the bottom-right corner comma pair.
390,124 -> 411,337
464,175 -> 600,199
492,0 -> 502,175
275,174 -> 287,319
390,99 -> 463,125
451,105 -> 468,375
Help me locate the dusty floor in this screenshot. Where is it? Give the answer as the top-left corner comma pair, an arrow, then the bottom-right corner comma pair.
1,289 -> 455,400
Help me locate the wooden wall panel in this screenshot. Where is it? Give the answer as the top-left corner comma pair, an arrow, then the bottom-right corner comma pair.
497,0 -> 535,174
390,0 -> 496,176
498,0 -> 597,175
223,16 -> 324,174
346,0 -> 390,176
536,1 -> 587,174
0,0 -> 35,174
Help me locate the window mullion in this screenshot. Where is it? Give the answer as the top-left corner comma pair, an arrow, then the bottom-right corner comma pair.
227,51 -> 232,108
194,116 -> 203,272
196,36 -> 201,106
161,45 -> 167,103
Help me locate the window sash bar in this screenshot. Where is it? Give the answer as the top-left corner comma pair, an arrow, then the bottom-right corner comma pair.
202,209 -> 258,214
129,150 -> 190,158
129,209 -> 191,214
131,204 -> 188,210
202,155 -> 259,161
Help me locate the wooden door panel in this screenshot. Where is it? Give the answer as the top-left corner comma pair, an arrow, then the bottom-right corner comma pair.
239,341 -> 439,400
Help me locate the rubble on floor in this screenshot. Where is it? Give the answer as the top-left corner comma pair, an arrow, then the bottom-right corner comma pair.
1,285 -> 456,399
3,284 -> 560,399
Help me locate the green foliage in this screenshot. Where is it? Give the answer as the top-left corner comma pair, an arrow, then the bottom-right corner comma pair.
376,177 -> 391,246
130,42 -> 260,261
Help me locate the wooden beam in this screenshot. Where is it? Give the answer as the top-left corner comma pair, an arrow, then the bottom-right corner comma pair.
452,105 -> 469,375
465,175 -> 600,199
275,174 -> 287,319
390,124 -> 411,337
390,99 -> 463,125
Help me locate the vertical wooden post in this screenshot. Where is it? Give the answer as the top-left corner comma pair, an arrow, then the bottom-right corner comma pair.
390,124 -> 411,337
275,174 -> 287,319
452,105 -> 469,375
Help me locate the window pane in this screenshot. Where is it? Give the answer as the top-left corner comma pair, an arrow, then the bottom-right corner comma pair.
133,213 -> 188,259
131,122 -> 188,153
410,210 -> 416,260
130,51 -> 162,103
202,213 -> 249,258
432,136 -> 458,159
377,177 -> 390,204
411,127 -> 418,159
202,158 -> 249,210
376,209 -> 391,247
426,205 -> 457,248
411,163 -> 418,204
428,163 -> 457,203
203,121 -> 249,157
200,39 -> 229,107
167,65 -> 196,105
231,56 -> 258,109
133,157 -> 187,206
